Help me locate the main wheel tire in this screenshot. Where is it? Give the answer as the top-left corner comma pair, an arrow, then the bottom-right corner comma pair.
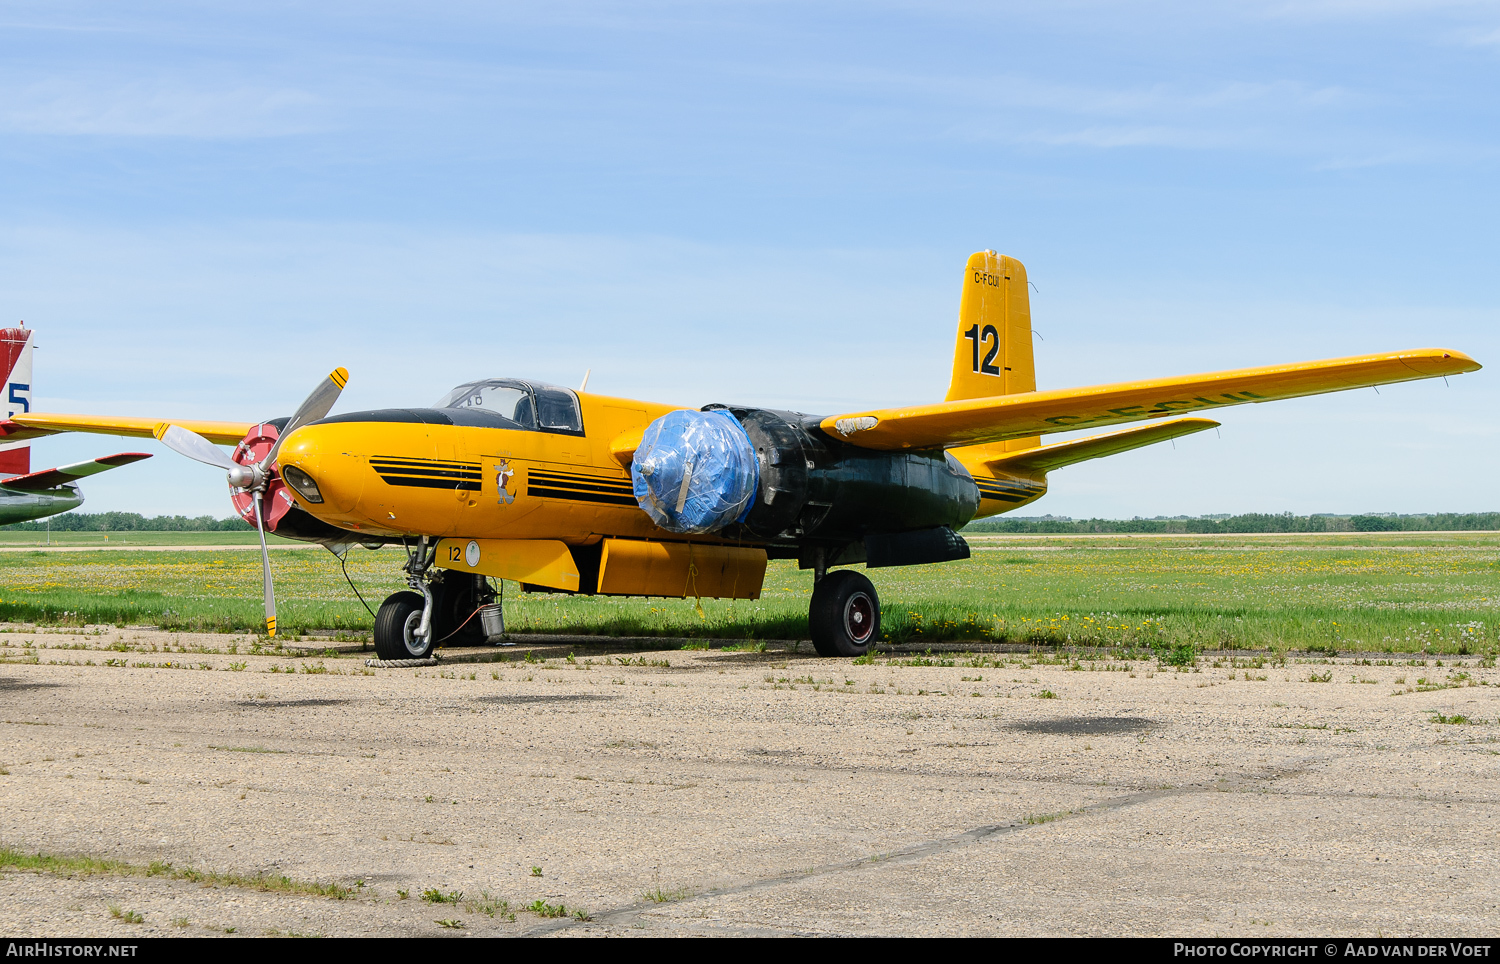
431,576 -> 486,646
809,569 -> 881,658
373,591 -> 431,660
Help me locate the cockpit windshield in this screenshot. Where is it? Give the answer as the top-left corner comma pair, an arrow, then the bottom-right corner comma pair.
433,379 -> 583,434
436,381 -> 536,428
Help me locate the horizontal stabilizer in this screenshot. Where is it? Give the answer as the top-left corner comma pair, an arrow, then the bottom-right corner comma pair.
1,452 -> 152,492
1,413 -> 254,445
821,348 -> 1480,451
978,418 -> 1219,476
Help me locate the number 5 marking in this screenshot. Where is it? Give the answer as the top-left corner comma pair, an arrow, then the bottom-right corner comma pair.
8,383 -> 29,413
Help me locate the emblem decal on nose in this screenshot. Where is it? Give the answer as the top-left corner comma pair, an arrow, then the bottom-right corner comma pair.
495,460 -> 515,505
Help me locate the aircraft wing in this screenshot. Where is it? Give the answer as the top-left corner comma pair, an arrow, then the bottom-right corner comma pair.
820,348 -> 1480,451
0,452 -> 153,492
971,417 -> 1220,476
0,413 -> 254,445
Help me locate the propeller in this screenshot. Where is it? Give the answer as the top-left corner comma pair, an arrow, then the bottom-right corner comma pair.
152,367 -> 348,638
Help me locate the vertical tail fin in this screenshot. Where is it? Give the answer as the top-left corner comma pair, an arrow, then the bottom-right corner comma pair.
945,251 -> 1036,453
0,326 -> 33,476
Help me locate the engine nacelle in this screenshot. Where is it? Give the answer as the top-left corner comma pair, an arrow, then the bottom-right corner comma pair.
710,405 -> 980,545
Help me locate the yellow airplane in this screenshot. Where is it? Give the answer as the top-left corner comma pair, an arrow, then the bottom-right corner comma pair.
0,252 -> 1479,659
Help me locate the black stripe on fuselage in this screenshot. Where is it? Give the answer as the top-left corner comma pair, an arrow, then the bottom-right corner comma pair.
526,470 -> 635,506
527,472 -> 633,495
975,480 -> 1042,503
371,454 -> 484,490
379,475 -> 483,491
371,465 -> 483,481
371,457 -> 480,472
526,486 -> 638,506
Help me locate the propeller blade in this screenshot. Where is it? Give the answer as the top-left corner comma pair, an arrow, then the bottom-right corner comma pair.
154,423 -> 237,471
252,490 -> 277,638
261,367 -> 348,470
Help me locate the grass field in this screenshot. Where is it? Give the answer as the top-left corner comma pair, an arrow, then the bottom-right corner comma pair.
0,532 -> 1495,655
0,530 -> 297,547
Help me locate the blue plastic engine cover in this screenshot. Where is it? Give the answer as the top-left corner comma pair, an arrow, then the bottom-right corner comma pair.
631,409 -> 759,534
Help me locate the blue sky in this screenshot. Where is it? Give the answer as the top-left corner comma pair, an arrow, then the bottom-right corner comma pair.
2,1 -> 1496,518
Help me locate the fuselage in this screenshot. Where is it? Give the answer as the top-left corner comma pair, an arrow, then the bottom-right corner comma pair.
273,385 -> 1002,550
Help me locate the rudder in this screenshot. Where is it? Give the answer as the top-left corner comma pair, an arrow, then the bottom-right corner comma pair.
0,326 -> 33,476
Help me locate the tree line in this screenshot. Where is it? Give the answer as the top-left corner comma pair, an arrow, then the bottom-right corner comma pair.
6,509 -> 1498,535
1,512 -> 251,531
964,512 -> 1500,534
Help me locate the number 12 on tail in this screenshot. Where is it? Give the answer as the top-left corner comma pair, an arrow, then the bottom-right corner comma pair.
964,325 -> 1000,375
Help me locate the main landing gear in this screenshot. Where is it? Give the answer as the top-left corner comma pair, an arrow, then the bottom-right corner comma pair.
809,568 -> 881,658
372,537 -> 498,661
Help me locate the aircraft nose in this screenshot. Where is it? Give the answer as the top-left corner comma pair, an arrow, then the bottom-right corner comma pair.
276,423 -> 351,512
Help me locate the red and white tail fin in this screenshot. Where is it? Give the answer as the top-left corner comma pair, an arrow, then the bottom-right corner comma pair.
0,327 -> 34,475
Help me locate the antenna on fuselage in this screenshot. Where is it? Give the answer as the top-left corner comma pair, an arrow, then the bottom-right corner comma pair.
579,369 -> 591,391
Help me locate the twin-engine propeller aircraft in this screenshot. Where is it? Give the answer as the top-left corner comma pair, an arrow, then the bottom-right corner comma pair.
0,252 -> 1480,658
0,325 -> 150,525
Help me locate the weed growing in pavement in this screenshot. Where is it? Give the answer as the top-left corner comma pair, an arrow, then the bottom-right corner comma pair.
464,891 -> 514,920
641,886 -> 691,903
108,906 -> 144,923
436,918 -> 464,929
1431,713 -> 1474,724
1024,811 -> 1075,825
422,888 -> 463,904
0,847 -> 353,899
524,899 -> 588,920
530,866 -> 543,877
1035,690 -> 1057,699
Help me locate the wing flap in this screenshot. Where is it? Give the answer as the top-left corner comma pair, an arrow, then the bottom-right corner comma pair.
1,452 -> 152,492
820,348 -> 1480,451
7,413 -> 254,445
967,418 -> 1219,477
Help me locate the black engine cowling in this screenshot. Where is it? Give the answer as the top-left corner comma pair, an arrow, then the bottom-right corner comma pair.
709,405 -> 980,548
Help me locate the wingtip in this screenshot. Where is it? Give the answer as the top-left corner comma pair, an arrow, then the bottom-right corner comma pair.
1409,348 -> 1481,374
95,452 -> 153,467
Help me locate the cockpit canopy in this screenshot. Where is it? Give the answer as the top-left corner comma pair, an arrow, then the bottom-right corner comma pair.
434,379 -> 583,434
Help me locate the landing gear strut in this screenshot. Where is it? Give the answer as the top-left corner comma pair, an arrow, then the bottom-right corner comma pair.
809,569 -> 880,658
373,537 -> 437,660
373,538 -> 501,660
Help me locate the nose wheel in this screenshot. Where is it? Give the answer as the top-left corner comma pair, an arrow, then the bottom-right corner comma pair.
809,569 -> 881,658
373,590 -> 431,660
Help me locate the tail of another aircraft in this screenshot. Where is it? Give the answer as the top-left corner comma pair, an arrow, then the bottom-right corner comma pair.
0,327 -> 32,475
945,251 -> 1036,454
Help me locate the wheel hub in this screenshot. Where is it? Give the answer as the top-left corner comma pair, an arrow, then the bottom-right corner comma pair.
844,592 -> 875,645
402,610 -> 426,657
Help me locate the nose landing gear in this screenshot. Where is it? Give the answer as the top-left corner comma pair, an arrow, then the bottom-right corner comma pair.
373,537 -> 504,660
